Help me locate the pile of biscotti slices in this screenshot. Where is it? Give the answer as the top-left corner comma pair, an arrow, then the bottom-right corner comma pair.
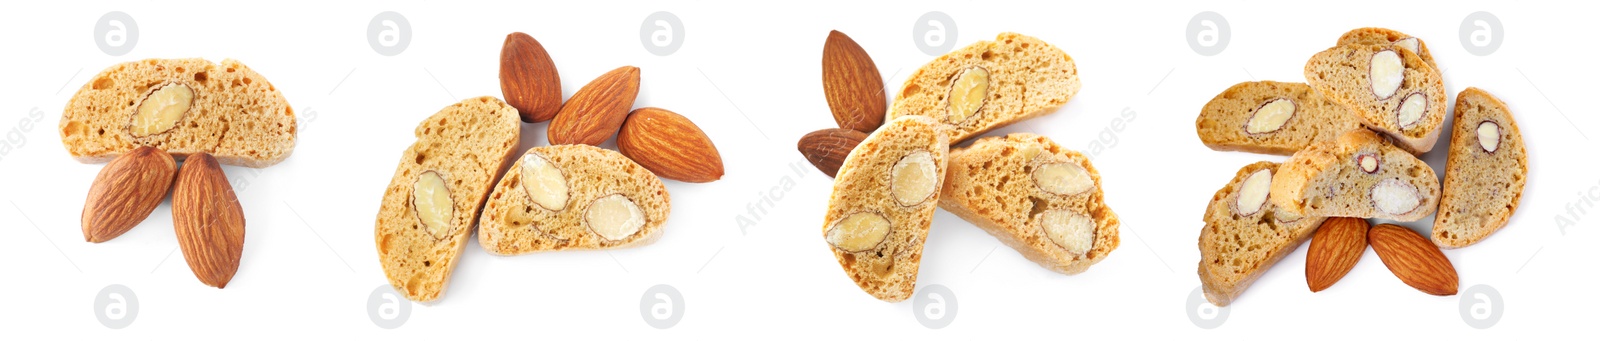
374,32 -> 725,303
1194,27 -> 1529,306
797,30 -> 1120,302
64,58 -> 296,289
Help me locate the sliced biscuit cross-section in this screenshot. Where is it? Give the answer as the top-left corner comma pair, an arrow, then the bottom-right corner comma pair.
375,97 -> 520,302
939,133 -> 1120,274
1336,27 -> 1438,70
1433,88 -> 1527,248
823,116 -> 949,302
887,32 -> 1079,144
60,58 -> 296,167
478,144 -> 670,254
1199,161 -> 1328,306
1269,129 -> 1441,222
1196,81 -> 1363,155
1305,44 -> 1446,154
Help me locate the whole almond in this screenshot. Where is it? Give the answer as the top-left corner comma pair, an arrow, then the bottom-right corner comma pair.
549,66 -> 641,146
797,128 -> 868,177
82,146 -> 176,243
1306,217 -> 1369,292
1369,224 -> 1458,296
500,32 -> 562,123
172,153 -> 246,288
822,30 -> 886,132
617,107 -> 724,182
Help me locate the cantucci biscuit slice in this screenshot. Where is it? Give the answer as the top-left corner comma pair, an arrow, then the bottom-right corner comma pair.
1336,27 -> 1437,70
1433,88 -> 1527,248
478,145 -> 670,254
1305,44 -> 1446,154
60,58 -> 296,167
939,133 -> 1119,274
823,116 -> 948,302
375,97 -> 520,302
1269,129 -> 1441,222
887,32 -> 1079,144
1196,81 -> 1362,155
1198,162 -> 1327,306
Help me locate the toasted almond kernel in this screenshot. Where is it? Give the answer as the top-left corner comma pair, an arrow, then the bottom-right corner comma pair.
1369,50 -> 1404,100
130,83 -> 194,137
890,150 -> 938,206
826,212 -> 892,252
412,171 -> 454,239
946,66 -> 990,123
1396,92 -> 1427,129
586,194 -> 645,241
1476,121 -> 1501,153
1395,37 -> 1421,55
1235,169 -> 1272,216
1033,161 -> 1094,195
1040,209 -> 1094,256
1245,99 -> 1296,134
1359,153 -> 1380,174
519,153 -> 569,211
1370,178 -> 1421,215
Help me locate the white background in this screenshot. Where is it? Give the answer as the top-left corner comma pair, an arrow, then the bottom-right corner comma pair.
0,0 -> 1593,338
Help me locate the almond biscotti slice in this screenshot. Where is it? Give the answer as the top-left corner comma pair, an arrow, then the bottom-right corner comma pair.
823,115 -> 949,302
376,97 -> 520,302
477,144 -> 670,255
939,133 -> 1119,274
60,58 -> 296,168
1199,162 -> 1327,306
1196,81 -> 1362,155
1433,88 -> 1527,248
1336,27 -> 1437,70
887,32 -> 1079,144
1305,44 -> 1446,154
1269,129 -> 1441,222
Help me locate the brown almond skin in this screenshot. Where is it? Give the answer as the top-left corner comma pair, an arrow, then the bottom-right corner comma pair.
1306,217 -> 1369,292
822,30 -> 885,132
1369,224 -> 1458,296
172,153 -> 246,288
500,32 -> 562,123
549,66 -> 641,146
796,128 -> 867,177
82,146 -> 176,243
617,107 -> 724,183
